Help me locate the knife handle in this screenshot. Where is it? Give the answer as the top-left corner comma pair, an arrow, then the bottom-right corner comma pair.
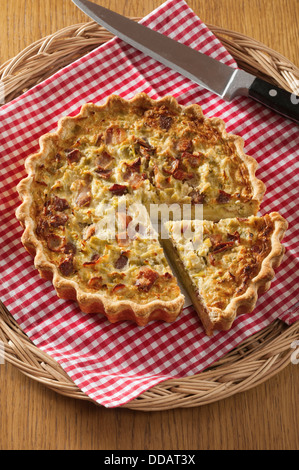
248,77 -> 299,124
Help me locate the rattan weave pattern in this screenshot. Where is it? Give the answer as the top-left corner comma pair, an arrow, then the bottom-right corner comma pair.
0,20 -> 298,411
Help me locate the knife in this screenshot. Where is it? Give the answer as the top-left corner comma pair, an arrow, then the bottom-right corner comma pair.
72,0 -> 299,123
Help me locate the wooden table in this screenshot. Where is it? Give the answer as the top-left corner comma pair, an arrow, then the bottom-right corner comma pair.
0,0 -> 298,451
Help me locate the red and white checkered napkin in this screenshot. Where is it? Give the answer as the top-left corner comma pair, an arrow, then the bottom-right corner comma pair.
0,0 -> 298,407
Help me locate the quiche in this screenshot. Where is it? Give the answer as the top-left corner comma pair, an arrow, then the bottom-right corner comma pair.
164,213 -> 288,335
16,93 -> 284,331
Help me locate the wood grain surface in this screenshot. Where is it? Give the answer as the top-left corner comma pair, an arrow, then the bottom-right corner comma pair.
0,0 -> 298,451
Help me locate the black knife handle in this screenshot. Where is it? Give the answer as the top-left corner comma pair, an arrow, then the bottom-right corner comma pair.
248,77 -> 299,124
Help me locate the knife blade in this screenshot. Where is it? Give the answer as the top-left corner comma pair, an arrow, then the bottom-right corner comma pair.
72,0 -> 299,123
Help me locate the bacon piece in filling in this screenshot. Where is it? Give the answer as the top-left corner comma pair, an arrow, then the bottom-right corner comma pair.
96,169 -> 113,179
46,234 -> 65,252
136,138 -> 155,159
211,240 -> 235,254
217,190 -> 231,204
181,151 -> 202,169
189,189 -> 205,204
95,151 -> 114,169
161,156 -> 194,182
153,165 -> 172,189
48,212 -> 68,227
64,241 -> 76,254
59,254 -> 75,276
111,283 -> 126,293
83,253 -> 100,266
162,158 -> 179,175
88,276 -> 103,290
114,254 -> 128,270
95,151 -> 114,179
75,175 -> 92,207
48,196 -> 69,212
83,224 -> 96,241
159,114 -> 173,131
172,168 -> 194,181
227,231 -> 241,243
176,139 -> 193,153
162,154 -> 196,181
109,184 -> 128,196
66,149 -> 82,164
105,126 -> 127,145
135,267 -> 159,292
122,157 -> 145,189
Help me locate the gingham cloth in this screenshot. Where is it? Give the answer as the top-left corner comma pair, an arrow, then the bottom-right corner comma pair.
0,0 -> 298,407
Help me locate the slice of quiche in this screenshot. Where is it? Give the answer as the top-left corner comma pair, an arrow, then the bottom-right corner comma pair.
164,213 -> 288,335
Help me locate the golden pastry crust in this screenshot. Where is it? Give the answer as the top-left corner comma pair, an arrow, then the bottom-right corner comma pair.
165,213 -> 288,335
16,93 -> 267,327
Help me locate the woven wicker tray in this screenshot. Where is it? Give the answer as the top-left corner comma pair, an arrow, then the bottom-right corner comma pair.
1,20 -> 298,411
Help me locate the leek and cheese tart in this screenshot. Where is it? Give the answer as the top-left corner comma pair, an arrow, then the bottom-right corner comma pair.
164,213 -> 288,335
16,93 -> 282,331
